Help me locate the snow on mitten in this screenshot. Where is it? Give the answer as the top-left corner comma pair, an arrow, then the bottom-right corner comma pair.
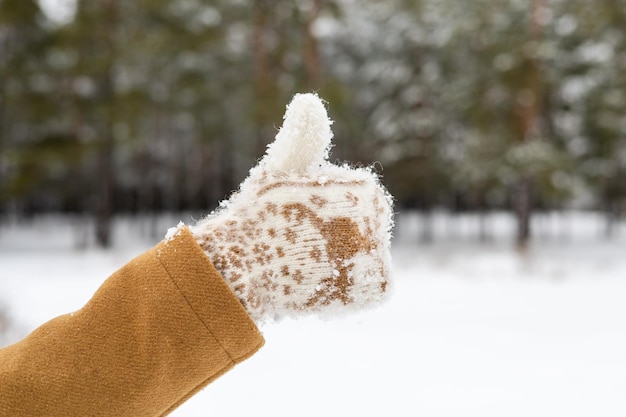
189,93 -> 394,323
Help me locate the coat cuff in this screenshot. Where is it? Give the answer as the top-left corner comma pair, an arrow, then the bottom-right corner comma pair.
154,225 -> 264,363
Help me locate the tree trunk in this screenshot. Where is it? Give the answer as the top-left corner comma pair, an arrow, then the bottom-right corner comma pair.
514,175 -> 532,251
303,0 -> 323,89
512,0 -> 546,252
93,0 -> 117,248
251,1 -> 272,157
95,117 -> 114,247
604,200 -> 618,239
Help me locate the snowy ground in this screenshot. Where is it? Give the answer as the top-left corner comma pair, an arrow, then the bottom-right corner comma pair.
1,212 -> 625,417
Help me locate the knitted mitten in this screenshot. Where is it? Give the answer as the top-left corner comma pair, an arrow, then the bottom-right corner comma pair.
188,93 -> 394,323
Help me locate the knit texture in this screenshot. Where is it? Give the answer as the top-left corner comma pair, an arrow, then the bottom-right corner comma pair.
190,93 -> 394,323
0,227 -> 264,417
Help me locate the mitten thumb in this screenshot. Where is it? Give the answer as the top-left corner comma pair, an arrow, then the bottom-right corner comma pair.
262,93 -> 332,175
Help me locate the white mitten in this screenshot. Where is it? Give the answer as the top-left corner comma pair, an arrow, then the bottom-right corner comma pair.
189,93 -> 394,323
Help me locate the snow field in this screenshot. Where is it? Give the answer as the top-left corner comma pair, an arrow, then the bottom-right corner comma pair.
0,213 -> 625,416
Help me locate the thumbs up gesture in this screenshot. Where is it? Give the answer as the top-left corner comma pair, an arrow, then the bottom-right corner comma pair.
190,93 -> 394,323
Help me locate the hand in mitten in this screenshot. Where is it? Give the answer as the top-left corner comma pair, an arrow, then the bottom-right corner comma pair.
188,93 -> 394,323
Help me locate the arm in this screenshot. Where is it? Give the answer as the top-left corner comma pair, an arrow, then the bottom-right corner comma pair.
0,227 -> 263,417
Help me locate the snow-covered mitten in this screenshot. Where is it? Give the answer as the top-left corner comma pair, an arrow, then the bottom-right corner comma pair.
189,93 -> 394,323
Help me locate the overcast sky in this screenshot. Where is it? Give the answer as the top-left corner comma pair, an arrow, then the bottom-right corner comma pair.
38,0 -> 76,25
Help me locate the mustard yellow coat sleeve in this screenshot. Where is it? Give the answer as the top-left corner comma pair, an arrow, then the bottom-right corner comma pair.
0,226 -> 264,417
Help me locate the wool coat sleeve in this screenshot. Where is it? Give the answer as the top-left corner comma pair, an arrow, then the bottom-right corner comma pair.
0,226 -> 264,417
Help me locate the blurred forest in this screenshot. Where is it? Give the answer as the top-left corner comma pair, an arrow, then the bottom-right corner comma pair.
1,0 -> 625,248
